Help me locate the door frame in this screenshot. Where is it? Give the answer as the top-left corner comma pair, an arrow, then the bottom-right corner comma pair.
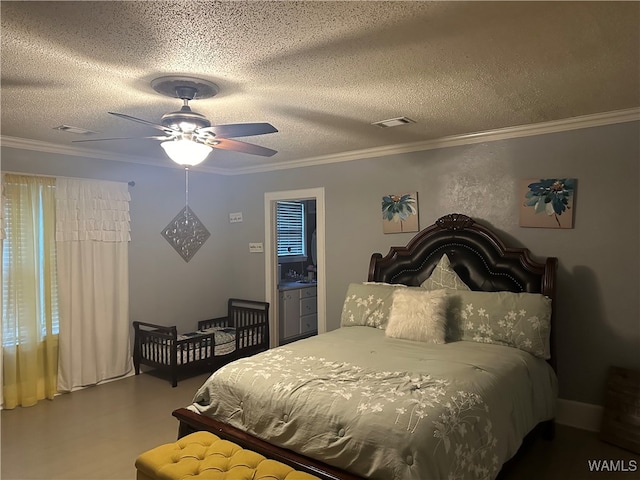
264,188 -> 325,348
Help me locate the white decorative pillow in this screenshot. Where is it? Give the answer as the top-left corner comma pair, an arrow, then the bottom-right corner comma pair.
421,254 -> 471,291
385,288 -> 449,344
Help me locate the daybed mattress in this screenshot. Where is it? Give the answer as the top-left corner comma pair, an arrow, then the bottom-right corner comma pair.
175,327 -> 237,362
188,326 -> 557,480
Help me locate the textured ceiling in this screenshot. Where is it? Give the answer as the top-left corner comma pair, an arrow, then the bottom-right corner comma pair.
1,1 -> 638,173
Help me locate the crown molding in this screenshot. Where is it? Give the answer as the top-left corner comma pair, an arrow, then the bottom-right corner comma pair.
231,107 -> 640,175
0,136 -> 170,169
0,136 -> 230,174
2,108 -> 638,176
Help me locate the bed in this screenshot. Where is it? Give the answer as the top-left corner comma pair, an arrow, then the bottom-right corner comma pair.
172,213 -> 558,479
133,298 -> 269,387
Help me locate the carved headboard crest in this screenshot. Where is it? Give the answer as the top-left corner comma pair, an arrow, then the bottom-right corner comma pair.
436,213 -> 475,231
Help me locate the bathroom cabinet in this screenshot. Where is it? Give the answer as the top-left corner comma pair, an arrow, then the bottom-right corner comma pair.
279,285 -> 317,345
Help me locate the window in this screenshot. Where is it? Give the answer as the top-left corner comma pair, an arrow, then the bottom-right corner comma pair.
2,175 -> 59,347
276,201 -> 306,262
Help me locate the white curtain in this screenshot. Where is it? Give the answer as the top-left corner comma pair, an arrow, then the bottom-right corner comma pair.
55,177 -> 132,392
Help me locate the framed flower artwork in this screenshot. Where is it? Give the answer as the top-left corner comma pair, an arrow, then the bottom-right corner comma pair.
382,192 -> 419,233
519,178 -> 576,228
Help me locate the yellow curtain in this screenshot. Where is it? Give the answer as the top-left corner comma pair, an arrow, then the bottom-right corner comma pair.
2,174 -> 59,409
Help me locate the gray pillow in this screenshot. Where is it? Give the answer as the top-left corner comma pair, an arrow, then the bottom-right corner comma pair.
421,254 -> 471,291
448,290 -> 552,359
421,254 -> 470,340
341,282 -> 407,329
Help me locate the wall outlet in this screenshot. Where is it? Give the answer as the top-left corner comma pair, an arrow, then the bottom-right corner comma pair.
229,212 -> 243,223
249,242 -> 264,253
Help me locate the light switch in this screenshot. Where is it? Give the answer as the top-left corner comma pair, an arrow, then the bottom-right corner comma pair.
229,212 -> 243,223
249,242 -> 264,253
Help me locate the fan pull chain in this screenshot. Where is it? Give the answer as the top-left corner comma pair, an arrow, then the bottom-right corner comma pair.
185,167 -> 189,207
184,167 -> 190,224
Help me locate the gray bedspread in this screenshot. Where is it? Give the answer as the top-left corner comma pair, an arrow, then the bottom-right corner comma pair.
188,326 -> 557,480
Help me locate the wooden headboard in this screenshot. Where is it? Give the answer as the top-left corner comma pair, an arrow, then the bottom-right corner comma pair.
368,213 -> 558,370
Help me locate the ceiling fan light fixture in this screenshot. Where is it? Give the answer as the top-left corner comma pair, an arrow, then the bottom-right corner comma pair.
160,139 -> 212,166
75,77 -> 277,159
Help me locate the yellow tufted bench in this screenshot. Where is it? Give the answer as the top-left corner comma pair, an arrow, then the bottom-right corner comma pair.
135,431 -> 321,480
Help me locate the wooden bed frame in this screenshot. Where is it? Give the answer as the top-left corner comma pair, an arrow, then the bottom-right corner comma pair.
172,213 -> 558,479
133,298 -> 269,387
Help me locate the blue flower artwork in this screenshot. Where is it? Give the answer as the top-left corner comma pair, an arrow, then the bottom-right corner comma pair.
520,178 -> 576,228
382,192 -> 419,233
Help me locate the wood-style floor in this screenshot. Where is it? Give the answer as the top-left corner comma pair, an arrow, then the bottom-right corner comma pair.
1,370 -> 638,480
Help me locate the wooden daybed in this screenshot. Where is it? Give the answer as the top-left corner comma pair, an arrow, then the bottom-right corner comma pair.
133,298 -> 269,387
172,213 -> 558,479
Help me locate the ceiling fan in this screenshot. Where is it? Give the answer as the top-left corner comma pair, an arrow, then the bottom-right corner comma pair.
73,76 -> 278,166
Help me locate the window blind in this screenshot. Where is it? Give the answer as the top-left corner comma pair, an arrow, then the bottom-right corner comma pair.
276,201 -> 306,259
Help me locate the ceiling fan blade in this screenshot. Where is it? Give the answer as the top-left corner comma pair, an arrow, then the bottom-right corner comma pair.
108,112 -> 175,133
72,135 -> 171,143
199,122 -> 278,138
209,138 -> 277,157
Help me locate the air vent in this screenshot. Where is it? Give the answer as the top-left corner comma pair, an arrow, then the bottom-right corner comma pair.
53,125 -> 97,135
371,117 -> 416,128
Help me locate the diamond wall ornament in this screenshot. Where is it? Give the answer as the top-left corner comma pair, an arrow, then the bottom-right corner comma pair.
161,206 -> 210,262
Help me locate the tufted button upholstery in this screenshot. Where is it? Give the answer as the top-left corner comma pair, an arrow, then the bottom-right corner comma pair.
136,431 -> 321,480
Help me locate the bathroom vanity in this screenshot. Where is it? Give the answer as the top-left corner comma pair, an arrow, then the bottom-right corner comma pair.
278,282 -> 317,345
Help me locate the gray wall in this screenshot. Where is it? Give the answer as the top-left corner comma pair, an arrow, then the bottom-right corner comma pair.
2,120 -> 638,406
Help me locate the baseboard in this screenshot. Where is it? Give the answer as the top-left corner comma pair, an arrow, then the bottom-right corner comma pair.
556,398 -> 603,432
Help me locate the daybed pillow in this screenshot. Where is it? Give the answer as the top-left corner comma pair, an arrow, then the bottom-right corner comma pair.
448,290 -> 552,359
385,288 -> 449,344
340,282 -> 406,329
421,253 -> 471,291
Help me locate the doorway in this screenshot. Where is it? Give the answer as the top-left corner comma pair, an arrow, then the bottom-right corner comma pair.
264,188 -> 325,348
